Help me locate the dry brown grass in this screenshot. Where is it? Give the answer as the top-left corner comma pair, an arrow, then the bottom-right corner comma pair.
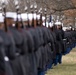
46,48 -> 76,75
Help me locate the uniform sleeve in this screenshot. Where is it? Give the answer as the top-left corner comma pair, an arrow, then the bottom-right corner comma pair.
8,35 -> 16,60
0,38 -> 6,73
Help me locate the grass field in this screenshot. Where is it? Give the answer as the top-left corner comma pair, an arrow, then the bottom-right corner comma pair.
46,48 -> 76,75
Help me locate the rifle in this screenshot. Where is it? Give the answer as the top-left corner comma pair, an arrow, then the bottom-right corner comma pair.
2,2 -> 8,32
24,6 -> 29,27
44,8 -> 47,27
30,5 -> 34,27
14,1 -> 24,29
34,3 -> 37,27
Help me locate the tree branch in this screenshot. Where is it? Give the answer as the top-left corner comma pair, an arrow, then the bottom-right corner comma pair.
52,6 -> 76,12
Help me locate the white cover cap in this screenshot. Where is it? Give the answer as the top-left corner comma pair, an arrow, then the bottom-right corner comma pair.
13,14 -> 22,22
33,13 -> 36,19
49,22 -> 53,27
21,13 -> 28,21
0,16 -> 4,23
37,14 -> 40,20
6,12 -> 15,18
28,13 -> 33,21
55,20 -> 62,25
42,16 -> 45,21
63,27 -> 67,31
43,22 -> 48,27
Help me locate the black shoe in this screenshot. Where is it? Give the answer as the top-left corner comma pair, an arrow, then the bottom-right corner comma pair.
59,62 -> 62,64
